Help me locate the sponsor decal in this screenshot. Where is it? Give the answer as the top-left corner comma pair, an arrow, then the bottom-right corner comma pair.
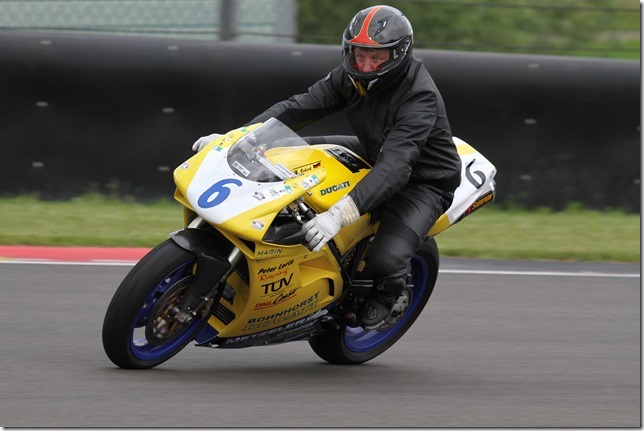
469,191 -> 494,212
253,191 -> 266,201
257,259 -> 294,275
251,220 -> 265,230
242,292 -> 320,331
258,269 -> 289,281
253,288 -> 297,310
180,162 -> 190,170
299,174 -> 320,190
456,191 -> 495,223
232,160 -> 251,177
227,310 -> 328,344
256,248 -> 283,258
266,185 -> 293,198
320,181 -> 350,196
293,161 -> 322,175
261,273 -> 293,295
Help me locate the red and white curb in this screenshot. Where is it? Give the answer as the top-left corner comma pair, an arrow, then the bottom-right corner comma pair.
0,245 -> 150,266
0,245 -> 638,278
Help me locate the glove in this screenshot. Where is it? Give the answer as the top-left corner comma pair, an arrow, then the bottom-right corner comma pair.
302,195 -> 360,252
192,133 -> 222,152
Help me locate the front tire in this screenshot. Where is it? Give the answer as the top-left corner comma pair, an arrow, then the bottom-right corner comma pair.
309,237 -> 440,365
102,239 -> 206,369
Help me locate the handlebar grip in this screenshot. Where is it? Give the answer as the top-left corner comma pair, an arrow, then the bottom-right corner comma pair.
298,202 -> 316,221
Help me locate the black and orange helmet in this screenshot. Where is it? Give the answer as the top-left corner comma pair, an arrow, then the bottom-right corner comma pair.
342,5 -> 414,95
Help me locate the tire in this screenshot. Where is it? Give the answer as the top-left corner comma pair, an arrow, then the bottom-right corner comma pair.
102,239 -> 207,369
309,237 -> 440,365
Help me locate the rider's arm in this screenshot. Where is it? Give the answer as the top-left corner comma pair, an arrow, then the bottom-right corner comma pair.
248,66 -> 348,130
348,89 -> 437,214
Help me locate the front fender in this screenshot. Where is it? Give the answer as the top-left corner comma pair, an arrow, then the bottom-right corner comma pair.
170,228 -> 231,311
171,227 -> 226,255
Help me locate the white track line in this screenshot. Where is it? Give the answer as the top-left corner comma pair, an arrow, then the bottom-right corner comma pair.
440,269 -> 639,278
0,259 -> 639,278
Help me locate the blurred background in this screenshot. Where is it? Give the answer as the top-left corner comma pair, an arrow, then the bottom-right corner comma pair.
0,0 -> 638,57
0,0 -> 640,210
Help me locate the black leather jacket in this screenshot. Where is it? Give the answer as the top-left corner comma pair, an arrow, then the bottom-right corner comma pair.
249,57 -> 462,214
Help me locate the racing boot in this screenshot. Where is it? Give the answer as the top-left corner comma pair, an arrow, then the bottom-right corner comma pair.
359,276 -> 407,331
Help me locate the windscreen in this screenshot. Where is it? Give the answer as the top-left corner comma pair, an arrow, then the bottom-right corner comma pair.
227,118 -> 307,183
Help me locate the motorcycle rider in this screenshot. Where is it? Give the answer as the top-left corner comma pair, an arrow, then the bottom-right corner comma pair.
194,5 -> 461,330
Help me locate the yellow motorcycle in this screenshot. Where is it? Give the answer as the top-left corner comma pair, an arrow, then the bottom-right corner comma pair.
102,118 -> 496,369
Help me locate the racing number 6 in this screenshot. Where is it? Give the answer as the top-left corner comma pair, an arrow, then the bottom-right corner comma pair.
465,159 -> 486,189
198,178 -> 243,208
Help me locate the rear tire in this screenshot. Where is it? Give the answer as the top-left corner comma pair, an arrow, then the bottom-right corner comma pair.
102,239 -> 206,369
309,237 -> 439,364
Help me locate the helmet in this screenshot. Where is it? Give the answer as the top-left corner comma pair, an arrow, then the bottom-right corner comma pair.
342,5 -> 414,95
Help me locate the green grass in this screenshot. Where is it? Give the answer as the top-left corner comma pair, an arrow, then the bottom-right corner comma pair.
438,205 -> 640,262
0,195 -> 640,262
0,195 -> 182,248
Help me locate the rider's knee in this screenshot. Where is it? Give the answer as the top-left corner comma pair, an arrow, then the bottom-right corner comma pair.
367,248 -> 408,283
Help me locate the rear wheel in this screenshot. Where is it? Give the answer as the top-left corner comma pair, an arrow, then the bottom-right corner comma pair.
309,237 -> 439,364
102,239 -> 207,369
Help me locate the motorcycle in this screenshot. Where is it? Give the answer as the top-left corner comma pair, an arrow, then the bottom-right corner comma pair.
102,118 -> 496,369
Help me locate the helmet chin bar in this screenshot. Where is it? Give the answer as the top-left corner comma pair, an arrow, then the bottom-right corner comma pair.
348,75 -> 379,96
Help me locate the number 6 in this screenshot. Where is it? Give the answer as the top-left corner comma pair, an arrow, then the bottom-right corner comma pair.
198,178 -> 243,208
465,159 -> 486,189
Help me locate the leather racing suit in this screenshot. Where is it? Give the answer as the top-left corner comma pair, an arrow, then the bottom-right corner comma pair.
249,57 -> 462,284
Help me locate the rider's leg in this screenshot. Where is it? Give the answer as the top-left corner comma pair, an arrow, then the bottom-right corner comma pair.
359,184 -> 452,328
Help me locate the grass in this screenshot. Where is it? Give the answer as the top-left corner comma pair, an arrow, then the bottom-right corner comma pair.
0,195 -> 182,248
438,204 -> 640,262
0,195 -> 640,262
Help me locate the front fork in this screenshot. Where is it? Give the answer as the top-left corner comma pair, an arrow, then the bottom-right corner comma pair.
170,217 -> 241,324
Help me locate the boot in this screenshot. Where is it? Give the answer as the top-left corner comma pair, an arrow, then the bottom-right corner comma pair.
359,290 -> 397,327
359,277 -> 406,329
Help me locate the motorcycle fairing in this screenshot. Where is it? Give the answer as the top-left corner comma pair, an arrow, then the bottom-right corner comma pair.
174,133 -> 328,243
202,308 -> 333,349
427,137 -> 497,237
174,120 -> 374,249
173,120 -> 496,342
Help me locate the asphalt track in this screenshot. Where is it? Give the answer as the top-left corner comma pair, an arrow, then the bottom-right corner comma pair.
0,248 -> 640,428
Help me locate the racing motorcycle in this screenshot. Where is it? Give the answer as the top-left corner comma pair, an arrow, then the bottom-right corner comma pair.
102,118 -> 496,369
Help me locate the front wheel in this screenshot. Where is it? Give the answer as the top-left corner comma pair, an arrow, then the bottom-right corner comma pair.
309,237 -> 440,365
102,239 -> 206,369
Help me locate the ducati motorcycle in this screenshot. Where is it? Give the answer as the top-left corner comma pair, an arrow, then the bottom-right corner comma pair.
102,118 -> 496,369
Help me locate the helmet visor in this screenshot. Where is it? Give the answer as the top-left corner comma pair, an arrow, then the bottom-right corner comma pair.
342,44 -> 407,79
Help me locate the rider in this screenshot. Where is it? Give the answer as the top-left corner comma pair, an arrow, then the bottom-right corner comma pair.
194,5 -> 462,330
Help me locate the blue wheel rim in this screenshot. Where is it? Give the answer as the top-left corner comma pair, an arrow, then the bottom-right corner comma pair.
344,254 -> 430,353
129,260 -> 203,361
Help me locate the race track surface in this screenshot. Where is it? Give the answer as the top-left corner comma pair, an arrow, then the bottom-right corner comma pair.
0,255 -> 640,428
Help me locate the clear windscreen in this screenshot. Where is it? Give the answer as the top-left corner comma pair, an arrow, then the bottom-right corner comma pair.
227,118 -> 307,182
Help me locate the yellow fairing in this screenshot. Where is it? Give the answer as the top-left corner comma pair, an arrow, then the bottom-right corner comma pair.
173,124 -> 263,215
192,140 -> 371,336
206,242 -> 344,337
210,143 -> 374,250
213,169 -> 326,242
265,144 -> 370,213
